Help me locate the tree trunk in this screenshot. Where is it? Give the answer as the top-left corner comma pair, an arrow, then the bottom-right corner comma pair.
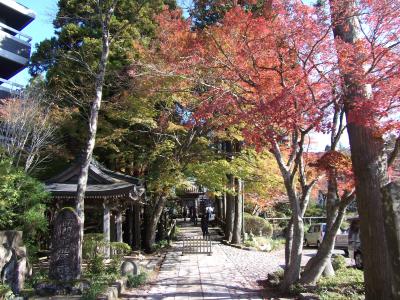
103,201 -> 111,258
232,178 -> 243,244
329,1 -> 394,298
300,175 -> 342,283
272,146 -> 305,290
285,217 -> 294,269
281,212 -> 304,290
74,8 -> 113,274
157,212 -> 166,241
300,205 -> 346,284
144,195 -> 167,253
216,196 -> 223,221
347,124 -> 392,299
382,183 -> 400,298
224,174 -> 235,242
222,192 -> 227,220
115,210 -> 123,243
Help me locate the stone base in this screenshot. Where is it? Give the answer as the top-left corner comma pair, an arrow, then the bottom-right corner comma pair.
34,280 -> 89,297
96,278 -> 127,300
298,292 -> 320,299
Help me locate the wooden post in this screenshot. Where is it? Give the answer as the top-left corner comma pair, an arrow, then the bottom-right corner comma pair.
132,203 -> 141,250
127,206 -> 133,246
116,210 -> 123,243
103,201 -> 110,258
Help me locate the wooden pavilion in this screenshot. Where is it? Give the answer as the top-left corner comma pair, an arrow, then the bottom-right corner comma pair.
45,160 -> 145,255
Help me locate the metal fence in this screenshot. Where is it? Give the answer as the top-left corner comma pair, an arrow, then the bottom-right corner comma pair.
182,235 -> 212,255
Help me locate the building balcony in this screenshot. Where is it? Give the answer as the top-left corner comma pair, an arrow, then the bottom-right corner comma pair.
0,22 -> 32,79
0,77 -> 23,99
0,0 -> 35,31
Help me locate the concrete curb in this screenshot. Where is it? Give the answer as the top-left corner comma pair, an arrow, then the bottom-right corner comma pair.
220,240 -> 258,252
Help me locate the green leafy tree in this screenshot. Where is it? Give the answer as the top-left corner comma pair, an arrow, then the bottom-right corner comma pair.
0,155 -> 49,256
29,0 -> 177,162
96,84 -> 217,252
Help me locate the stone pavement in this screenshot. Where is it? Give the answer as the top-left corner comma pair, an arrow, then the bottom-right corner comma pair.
122,221 -> 266,299
122,220 -> 349,299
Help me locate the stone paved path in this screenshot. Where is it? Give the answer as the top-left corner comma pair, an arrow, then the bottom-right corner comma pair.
122,221 -> 268,299
122,220 -> 349,300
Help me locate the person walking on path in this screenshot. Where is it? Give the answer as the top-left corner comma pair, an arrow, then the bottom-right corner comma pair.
183,206 -> 187,222
192,207 -> 198,225
201,212 -> 209,238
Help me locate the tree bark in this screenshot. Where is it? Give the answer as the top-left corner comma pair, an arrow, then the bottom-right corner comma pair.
224,174 -> 235,242
329,1 -> 394,298
285,217 -> 294,270
116,210 -> 123,243
281,212 -> 304,290
144,194 -> 167,253
216,196 -> 223,220
300,175 -> 348,283
271,142 -> 305,290
222,192 -> 227,220
300,202 -> 346,284
74,3 -> 115,273
232,178 -> 243,244
381,183 -> 400,299
103,202 -> 111,258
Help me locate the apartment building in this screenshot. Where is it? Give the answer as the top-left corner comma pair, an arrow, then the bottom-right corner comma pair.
0,0 -> 35,98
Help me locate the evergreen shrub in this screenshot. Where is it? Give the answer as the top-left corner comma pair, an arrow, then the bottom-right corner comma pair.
244,213 -> 273,237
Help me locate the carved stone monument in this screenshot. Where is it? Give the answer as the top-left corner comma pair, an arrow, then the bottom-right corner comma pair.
49,208 -> 81,281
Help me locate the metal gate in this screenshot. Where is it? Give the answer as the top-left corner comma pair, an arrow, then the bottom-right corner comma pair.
182,235 -> 212,255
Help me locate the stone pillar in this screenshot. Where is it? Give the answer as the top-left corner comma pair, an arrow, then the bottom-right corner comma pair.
132,203 -> 141,250
103,202 -> 110,258
116,210 -> 123,243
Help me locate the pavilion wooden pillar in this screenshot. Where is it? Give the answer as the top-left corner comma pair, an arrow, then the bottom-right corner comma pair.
103,201 -> 111,258
116,210 -> 123,243
127,206 -> 134,246
132,203 -> 141,250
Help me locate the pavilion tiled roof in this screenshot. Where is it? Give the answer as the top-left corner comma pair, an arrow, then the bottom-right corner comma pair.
45,159 -> 144,201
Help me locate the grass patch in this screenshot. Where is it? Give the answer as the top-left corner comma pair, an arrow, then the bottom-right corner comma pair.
154,239 -> 170,251
315,267 -> 365,300
81,279 -> 109,300
244,236 -> 285,252
127,272 -> 149,288
0,283 -> 13,298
